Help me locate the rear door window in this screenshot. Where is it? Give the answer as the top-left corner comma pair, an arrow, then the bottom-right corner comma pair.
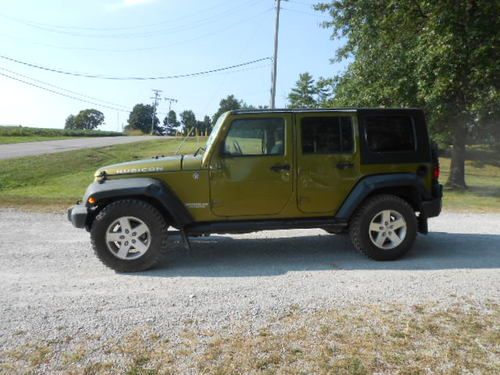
301,116 -> 353,154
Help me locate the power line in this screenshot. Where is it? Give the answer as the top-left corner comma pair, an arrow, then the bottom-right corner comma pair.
0,66 -> 130,110
0,55 -> 273,80
0,71 -> 130,112
0,0 -> 263,39
0,0 -> 232,31
281,7 -> 325,17
0,8 -> 273,53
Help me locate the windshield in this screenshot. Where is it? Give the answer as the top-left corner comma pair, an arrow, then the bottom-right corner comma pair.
202,111 -> 228,159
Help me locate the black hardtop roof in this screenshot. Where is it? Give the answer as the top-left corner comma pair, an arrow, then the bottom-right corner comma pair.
230,108 -> 423,115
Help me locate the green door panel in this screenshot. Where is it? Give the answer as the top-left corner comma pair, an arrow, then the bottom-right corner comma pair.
296,113 -> 360,214
209,114 -> 293,217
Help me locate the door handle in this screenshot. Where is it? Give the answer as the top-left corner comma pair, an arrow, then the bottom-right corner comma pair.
336,162 -> 354,170
270,164 -> 291,172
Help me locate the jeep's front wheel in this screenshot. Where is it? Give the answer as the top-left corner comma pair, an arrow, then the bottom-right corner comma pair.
90,199 -> 169,272
349,195 -> 417,261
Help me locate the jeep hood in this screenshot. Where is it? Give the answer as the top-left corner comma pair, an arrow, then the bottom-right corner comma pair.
94,154 -> 202,178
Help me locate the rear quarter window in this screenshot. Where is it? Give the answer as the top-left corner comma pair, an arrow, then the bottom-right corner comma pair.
365,116 -> 416,152
358,109 -> 431,164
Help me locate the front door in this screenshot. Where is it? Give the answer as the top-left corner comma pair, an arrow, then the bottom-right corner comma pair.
209,114 -> 293,217
296,113 -> 359,214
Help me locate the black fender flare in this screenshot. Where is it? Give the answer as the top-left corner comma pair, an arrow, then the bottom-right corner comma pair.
83,178 -> 193,227
335,173 -> 429,221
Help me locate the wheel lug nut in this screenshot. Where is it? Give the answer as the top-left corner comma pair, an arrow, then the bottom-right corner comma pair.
125,230 -> 129,234
120,235 -> 125,239
132,232 -> 136,236
379,226 -> 384,230
132,239 -> 136,244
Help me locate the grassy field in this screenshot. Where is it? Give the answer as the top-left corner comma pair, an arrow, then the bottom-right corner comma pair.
0,125 -> 123,144
1,301 -> 498,374
0,138 -> 498,212
440,147 -> 500,211
0,138 -> 203,211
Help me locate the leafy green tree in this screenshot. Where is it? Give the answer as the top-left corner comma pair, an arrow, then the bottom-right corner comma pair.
212,95 -> 243,124
74,109 -> 105,130
180,110 -> 197,135
64,114 -> 76,130
163,110 -> 180,136
64,110 -> 104,130
288,72 -> 318,108
315,0 -> 500,189
126,104 -> 160,134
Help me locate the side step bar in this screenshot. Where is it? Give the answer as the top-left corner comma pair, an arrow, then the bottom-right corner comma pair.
184,218 -> 348,235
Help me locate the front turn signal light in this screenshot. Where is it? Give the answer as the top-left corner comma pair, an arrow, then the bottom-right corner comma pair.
88,197 -> 97,205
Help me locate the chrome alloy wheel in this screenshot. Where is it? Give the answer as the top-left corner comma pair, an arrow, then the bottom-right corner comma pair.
105,216 -> 151,260
368,210 -> 407,250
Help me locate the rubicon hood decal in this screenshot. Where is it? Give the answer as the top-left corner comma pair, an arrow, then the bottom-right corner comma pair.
114,167 -> 164,175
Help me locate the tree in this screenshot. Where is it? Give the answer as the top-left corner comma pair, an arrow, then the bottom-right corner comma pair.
196,115 -> 212,136
212,95 -> 243,124
64,114 -> 76,129
288,72 -> 318,108
315,0 -> 500,189
180,110 -> 197,135
64,109 -> 104,130
126,104 -> 160,134
163,110 -> 180,136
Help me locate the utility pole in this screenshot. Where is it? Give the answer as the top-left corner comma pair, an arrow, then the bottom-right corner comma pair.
270,0 -> 282,109
164,97 -> 178,112
150,89 -> 162,135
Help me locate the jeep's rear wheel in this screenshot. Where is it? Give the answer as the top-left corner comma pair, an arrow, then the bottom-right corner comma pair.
91,199 -> 169,272
349,194 -> 417,261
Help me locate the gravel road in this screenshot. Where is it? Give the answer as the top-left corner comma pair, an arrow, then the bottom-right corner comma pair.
0,136 -> 162,160
0,210 -> 499,365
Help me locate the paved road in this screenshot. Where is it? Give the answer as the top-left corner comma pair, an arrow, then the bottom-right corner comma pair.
0,210 -> 498,355
0,136 -> 162,159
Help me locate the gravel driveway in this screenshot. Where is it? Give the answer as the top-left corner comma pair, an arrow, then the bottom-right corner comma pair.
0,210 -> 499,368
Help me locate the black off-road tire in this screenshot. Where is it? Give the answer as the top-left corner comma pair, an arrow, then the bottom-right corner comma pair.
349,194 -> 417,261
90,199 -> 169,272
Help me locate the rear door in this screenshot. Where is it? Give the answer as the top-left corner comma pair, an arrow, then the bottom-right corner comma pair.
296,112 -> 359,214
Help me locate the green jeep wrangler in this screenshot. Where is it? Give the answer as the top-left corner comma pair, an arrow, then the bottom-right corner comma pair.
68,108 -> 442,272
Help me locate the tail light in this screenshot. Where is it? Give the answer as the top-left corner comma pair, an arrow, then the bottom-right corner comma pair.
433,165 -> 440,180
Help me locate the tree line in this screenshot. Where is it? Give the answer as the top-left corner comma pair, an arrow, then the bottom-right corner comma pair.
64,94 -> 259,136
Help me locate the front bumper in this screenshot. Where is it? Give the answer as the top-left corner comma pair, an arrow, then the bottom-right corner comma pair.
67,204 -> 88,228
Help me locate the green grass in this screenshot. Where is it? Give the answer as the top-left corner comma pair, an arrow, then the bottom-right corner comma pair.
1,301 -> 498,374
0,139 -> 498,212
440,151 -> 500,212
0,125 -> 123,144
0,138 -> 203,211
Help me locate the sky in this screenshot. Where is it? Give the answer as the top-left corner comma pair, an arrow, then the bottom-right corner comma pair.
0,0 -> 347,131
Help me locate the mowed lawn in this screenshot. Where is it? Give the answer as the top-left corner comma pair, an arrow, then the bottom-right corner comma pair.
0,138 -> 203,211
0,138 -> 498,212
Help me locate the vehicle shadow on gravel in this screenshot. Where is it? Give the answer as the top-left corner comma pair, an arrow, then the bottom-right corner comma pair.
142,231 -> 500,277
